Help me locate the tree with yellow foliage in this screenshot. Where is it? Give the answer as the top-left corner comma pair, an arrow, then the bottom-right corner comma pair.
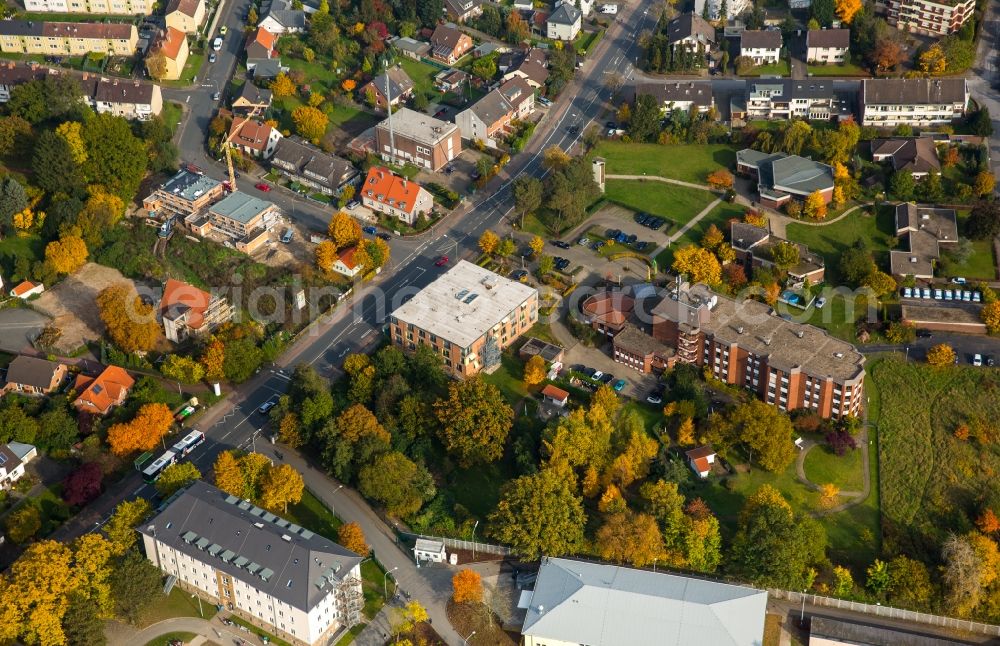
529,235 -> 544,257
5,505 -> 40,544
974,171 -> 995,197
107,402 -> 174,456
270,72 -> 297,98
75,189 -> 125,248
338,522 -> 369,556
97,283 -> 160,353
352,237 -> 391,273
542,145 -> 571,171
672,244 -> 722,285
606,429 -> 659,488
44,235 -> 87,275
523,354 -> 546,387
292,105 -> 329,143
213,450 -> 247,498
926,343 -> 956,367
919,45 -> 947,76
478,229 -> 500,255
803,191 -> 828,219
700,224 -> 724,251
278,412 -> 304,448
452,568 -> 483,604
819,483 -> 840,509
55,121 -> 87,164
70,533 -> 114,617
744,210 -> 767,227
677,417 -> 696,446
595,511 -> 666,567
201,336 -> 226,382
328,211 -> 361,249
104,498 -> 151,556
598,483 -> 627,513
835,0 -> 861,23
980,301 -> 1000,334
259,463 -> 305,513
146,51 -> 169,80
11,206 -> 43,234
0,540 -> 76,645
316,239 -> 337,272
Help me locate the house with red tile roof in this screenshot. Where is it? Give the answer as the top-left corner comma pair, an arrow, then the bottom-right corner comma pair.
148,26 -> 188,81
331,246 -> 362,278
159,278 -> 234,343
9,280 -> 44,299
73,365 -> 135,415
541,383 -> 569,407
228,115 -> 283,159
245,26 -> 277,60
686,445 -> 716,479
360,167 -> 434,226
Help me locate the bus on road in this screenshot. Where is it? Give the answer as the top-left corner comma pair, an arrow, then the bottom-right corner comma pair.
171,430 -> 205,457
142,451 -> 177,483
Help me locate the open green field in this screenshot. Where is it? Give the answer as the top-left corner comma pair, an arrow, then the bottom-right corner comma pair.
284,488 -> 343,538
138,587 -> 218,627
784,206 -> 895,285
604,179 -> 717,226
399,57 -> 442,101
803,442 -> 864,491
0,234 -> 45,271
872,356 -> 1000,561
593,142 -> 737,184
655,201 -> 746,269
806,61 -> 869,76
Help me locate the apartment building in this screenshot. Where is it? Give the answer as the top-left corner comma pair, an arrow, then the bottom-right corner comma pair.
140,481 -> 364,646
694,0 -> 751,20
360,166 -> 434,225
651,283 -> 865,419
0,21 -> 138,56
860,78 -> 969,126
148,27 -> 188,81
736,148 -> 835,208
374,107 -> 460,172
739,29 -> 782,64
143,168 -> 226,219
389,260 -> 538,377
806,28 -> 849,63
455,77 -> 534,147
159,278 -> 234,343
83,76 -> 162,120
204,191 -> 280,252
164,0 -> 206,34
741,79 -> 839,120
271,136 -> 358,196
635,80 -> 714,113
23,0 -> 152,14
877,0 -> 974,35
0,62 -> 52,102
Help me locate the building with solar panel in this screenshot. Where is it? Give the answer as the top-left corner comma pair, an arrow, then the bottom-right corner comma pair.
138,480 -> 363,645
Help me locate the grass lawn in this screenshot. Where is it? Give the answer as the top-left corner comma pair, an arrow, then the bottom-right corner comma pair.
655,201 -> 746,270
784,206 -> 895,284
326,102 -> 379,131
943,238 -> 996,280
482,351 -> 529,406
524,321 -> 559,345
159,53 -> 204,88
0,234 -> 45,268
229,615 -> 293,646
750,60 -> 792,76
806,61 -> 869,76
335,625 -> 365,645
803,442 -> 864,491
872,355 -> 1000,561
593,142 -> 737,184
283,488 -> 343,539
574,28 -> 604,55
143,632 -> 198,646
399,57 -> 443,102
604,179 -> 717,227
162,101 -> 183,135
138,587 -> 218,627
360,559 -> 389,619
800,292 -> 876,343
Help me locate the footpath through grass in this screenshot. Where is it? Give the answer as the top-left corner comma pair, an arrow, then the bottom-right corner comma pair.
655,201 -> 746,269
594,142 -> 736,184
784,206 -> 895,285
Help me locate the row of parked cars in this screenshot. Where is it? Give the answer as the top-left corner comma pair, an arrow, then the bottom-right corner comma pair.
634,212 -> 667,230
574,365 -> 627,392
902,287 -> 982,303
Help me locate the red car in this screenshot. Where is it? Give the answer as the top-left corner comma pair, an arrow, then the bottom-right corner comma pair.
255,182 -> 271,192
435,255 -> 449,267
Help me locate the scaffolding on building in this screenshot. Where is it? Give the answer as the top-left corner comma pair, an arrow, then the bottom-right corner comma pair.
335,575 -> 363,629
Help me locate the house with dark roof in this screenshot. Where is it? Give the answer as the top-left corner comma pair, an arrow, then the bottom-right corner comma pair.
393,36 -> 430,60
738,79 -> 849,121
361,66 -> 415,110
247,58 -> 285,81
501,48 -> 549,89
84,76 -> 163,121
521,557 -> 768,646
258,6 -> 307,33
3,355 -> 67,396
739,29 -> 782,64
806,28 -> 849,63
430,24 -> 473,63
160,278 -> 234,343
228,115 -> 283,158
165,0 -> 206,34
73,365 -> 135,416
140,481 -> 364,645
270,136 -> 358,195
666,12 -> 716,50
232,82 -> 272,115
454,77 -> 534,148
0,20 -> 138,56
547,3 -> 582,41
444,0 -> 484,23
889,202 -> 958,279
861,78 -> 969,127
0,62 -> 51,102
870,137 -> 940,178
730,221 -> 826,282
635,81 -> 714,113
736,148 -> 835,208
0,442 -> 36,489
612,324 -> 675,374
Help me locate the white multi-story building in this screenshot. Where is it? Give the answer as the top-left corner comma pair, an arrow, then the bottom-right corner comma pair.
876,0 -> 975,35
743,79 -> 837,120
23,0 -> 152,13
739,30 -> 782,65
694,0 -> 752,20
860,78 -> 969,127
806,28 -> 850,63
139,481 -> 364,646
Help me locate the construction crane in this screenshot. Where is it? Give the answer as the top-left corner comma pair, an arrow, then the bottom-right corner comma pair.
219,106 -> 263,192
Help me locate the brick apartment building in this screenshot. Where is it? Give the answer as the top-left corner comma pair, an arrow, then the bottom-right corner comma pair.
374,107 -> 460,172
876,0 -> 974,35
388,260 -> 538,377
143,168 -> 225,219
652,283 -> 865,419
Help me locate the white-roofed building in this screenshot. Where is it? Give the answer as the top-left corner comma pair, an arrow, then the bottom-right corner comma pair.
389,260 -> 538,377
521,558 -> 768,646
413,539 -> 446,563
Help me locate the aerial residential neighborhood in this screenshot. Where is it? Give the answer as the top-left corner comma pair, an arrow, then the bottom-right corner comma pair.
0,0 -> 1000,643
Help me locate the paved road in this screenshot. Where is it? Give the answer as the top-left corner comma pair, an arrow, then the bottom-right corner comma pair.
970,0 -> 1000,178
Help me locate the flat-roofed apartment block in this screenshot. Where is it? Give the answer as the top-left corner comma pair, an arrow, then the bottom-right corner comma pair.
0,20 -> 138,56
200,191 -> 280,254
374,107 -> 461,172
139,481 -> 363,646
652,283 -> 865,419
860,78 -> 968,126
876,0 -> 974,35
143,168 -> 225,218
389,260 -> 538,377
24,0 -> 152,14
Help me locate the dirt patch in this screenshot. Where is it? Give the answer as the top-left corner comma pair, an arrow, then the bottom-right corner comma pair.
32,263 -> 138,354
244,215 -> 317,269
446,600 -> 518,646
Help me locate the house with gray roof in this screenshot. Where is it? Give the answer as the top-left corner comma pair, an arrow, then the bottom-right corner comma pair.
444,0 -> 484,22
890,202 -> 958,279
739,29 -> 782,64
635,80 -> 714,113
731,221 -> 826,282
392,36 -> 430,60
737,148 -> 834,208
740,79 -> 850,121
870,137 -> 940,178
361,66 -> 415,110
806,28 -> 849,63
861,78 -> 969,127
140,481 -> 363,645
2,355 -> 67,396
547,3 -> 582,40
271,136 -> 358,195
455,77 -> 534,148
666,12 -> 716,50
521,557 -> 768,646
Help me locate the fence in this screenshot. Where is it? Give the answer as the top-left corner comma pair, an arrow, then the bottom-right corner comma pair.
770,589 -> 1000,638
396,530 -> 512,557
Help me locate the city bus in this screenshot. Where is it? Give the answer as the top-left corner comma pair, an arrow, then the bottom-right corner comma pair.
142,450 -> 177,484
171,430 -> 206,457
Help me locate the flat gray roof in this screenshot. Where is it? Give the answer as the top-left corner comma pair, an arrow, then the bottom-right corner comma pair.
390,260 -> 536,349
209,191 -> 275,224
160,169 -> 222,202
139,481 -> 361,612
376,107 -> 457,146
522,557 -> 767,646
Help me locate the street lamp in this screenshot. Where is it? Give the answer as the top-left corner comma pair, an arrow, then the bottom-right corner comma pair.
192,593 -> 203,618
800,590 -> 807,624
331,484 -> 344,519
471,520 -> 479,561
463,630 -> 476,645
383,566 -> 398,599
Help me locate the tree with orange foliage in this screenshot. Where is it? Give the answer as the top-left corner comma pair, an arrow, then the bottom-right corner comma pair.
201,337 -> 226,382
744,210 -> 767,228
977,509 -> 1000,535
706,169 -> 734,190
97,283 -> 160,353
954,424 -> 970,441
943,146 -> 960,167
338,522 -> 369,556
107,403 -> 173,456
764,282 -> 781,305
341,78 -> 357,92
451,568 -> 483,604
871,38 -> 906,74
818,483 -> 840,509
835,0 -> 861,23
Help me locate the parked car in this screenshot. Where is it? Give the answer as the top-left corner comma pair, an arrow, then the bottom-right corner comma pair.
212,91 -> 221,101
613,379 -> 626,392
551,240 -> 570,249
635,241 -> 649,251
590,370 -> 604,381
916,330 -> 933,338
345,199 -> 360,210
605,121 -> 617,129
934,289 -> 943,299
376,232 -> 392,240
922,288 -> 931,299
951,276 -> 967,284
815,297 -> 827,309
646,391 -> 663,404
973,291 -> 982,302
988,356 -> 996,367
607,228 -> 621,239
600,373 -> 616,385
973,353 -> 983,367
280,229 -> 293,243
903,287 -> 912,298
362,226 -> 377,235
257,398 -> 278,414
212,37 -> 223,50
219,25 -> 228,35
208,52 -> 216,63
578,237 -> 589,246
255,182 -> 271,192
435,255 -> 449,266
510,269 -> 528,282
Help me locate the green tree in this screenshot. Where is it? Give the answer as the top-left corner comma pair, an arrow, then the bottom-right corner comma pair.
512,175 -> 543,227
62,594 -> 107,646
104,499 -> 151,556
160,354 -> 205,384
5,505 -> 41,544
838,243 -> 874,286
889,170 -> 915,201
717,401 -> 797,472
488,461 -> 586,559
223,337 -> 263,383
37,406 -> 79,452
0,404 -> 41,444
32,129 -> 85,196
966,201 -> 1000,240
628,93 -> 662,143
154,462 -> 201,498
886,555 -> 934,609
81,113 -> 149,203
866,558 -> 890,597
0,176 -> 28,234
434,376 -> 513,466
770,241 -> 800,271
109,549 -> 163,625
812,0 -> 835,25
358,451 -> 435,517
